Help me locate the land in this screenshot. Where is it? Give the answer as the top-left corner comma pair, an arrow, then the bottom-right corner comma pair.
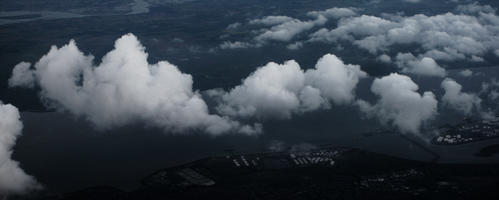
432,118 -> 499,145
475,144 -> 499,157
15,146 -> 499,200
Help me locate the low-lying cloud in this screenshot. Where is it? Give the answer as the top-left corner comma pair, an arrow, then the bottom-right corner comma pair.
221,3 -> 499,79
209,54 -> 367,119
357,73 -> 438,135
441,78 -> 482,115
306,7 -> 359,19
220,7 -> 359,49
481,78 -> 499,101
395,53 -> 446,77
254,15 -> 327,43
310,5 -> 499,63
0,102 -> 40,194
10,33 -> 492,136
9,34 -> 261,135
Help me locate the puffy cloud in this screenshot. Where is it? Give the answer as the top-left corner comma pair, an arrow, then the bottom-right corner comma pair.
357,73 -> 438,134
456,2 -> 496,14
214,60 -> 307,119
286,42 -> 303,50
305,54 -> 367,105
480,78 -> 499,100
254,15 -> 327,43
395,53 -> 446,77
309,10 -> 499,63
459,69 -> 473,77
220,15 -> 326,49
226,22 -> 242,30
481,81 -> 499,117
470,55 -> 484,62
489,90 -> 499,100
309,15 -> 394,44
402,0 -> 421,3
219,41 -> 258,49
9,34 -> 260,135
0,102 -> 40,194
220,7 -> 359,49
377,54 -> 392,63
423,48 -> 466,61
249,16 -> 295,26
8,62 -> 35,89
212,54 -> 366,119
306,7 -> 359,19
441,78 -> 482,115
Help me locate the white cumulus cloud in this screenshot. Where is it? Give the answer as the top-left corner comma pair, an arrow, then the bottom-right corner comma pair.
456,2 -> 496,14
357,73 -> 438,134
9,34 -> 261,135
220,7 -> 359,49
212,54 -> 366,119
459,69 -> 473,77
254,15 -> 327,43
219,41 -> 258,49
402,0 -> 421,3
305,54 -> 367,105
0,101 -> 40,194
249,16 -> 295,26
8,62 -> 35,89
441,78 -> 482,115
395,53 -> 446,77
309,8 -> 499,63
377,54 -> 392,63
307,7 -> 359,19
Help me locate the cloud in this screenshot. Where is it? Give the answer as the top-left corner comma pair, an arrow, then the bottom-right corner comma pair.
305,54 -> 367,105
459,69 -> 473,77
357,73 -> 438,134
211,54 -> 366,119
470,55 -> 484,62
220,15 -> 327,49
226,22 -> 242,30
309,8 -> 499,63
423,49 -> 466,61
8,62 -> 35,89
309,15 -> 394,44
490,90 -> 499,100
377,54 -> 392,63
402,0 -> 421,3
456,2 -> 496,14
212,60 -> 306,119
286,42 -> 303,50
441,78 -> 482,115
220,7 -> 359,49
0,101 -> 40,194
9,34 -> 261,135
395,53 -> 446,77
249,16 -> 295,26
219,41 -> 258,49
480,78 -> 499,101
254,15 -> 327,43
306,7 -> 359,19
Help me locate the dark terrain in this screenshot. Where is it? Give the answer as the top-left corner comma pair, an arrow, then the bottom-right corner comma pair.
14,147 -> 499,200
